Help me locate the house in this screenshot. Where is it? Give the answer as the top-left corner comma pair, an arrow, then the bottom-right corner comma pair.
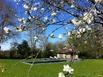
57,46 -> 79,60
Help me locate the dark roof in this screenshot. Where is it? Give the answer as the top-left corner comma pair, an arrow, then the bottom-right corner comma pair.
58,47 -> 74,54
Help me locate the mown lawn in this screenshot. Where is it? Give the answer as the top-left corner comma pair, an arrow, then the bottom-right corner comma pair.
0,59 -> 103,77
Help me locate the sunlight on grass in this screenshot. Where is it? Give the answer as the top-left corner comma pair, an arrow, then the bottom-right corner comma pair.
0,59 -> 103,77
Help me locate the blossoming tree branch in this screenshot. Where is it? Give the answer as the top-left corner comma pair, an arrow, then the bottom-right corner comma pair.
0,0 -> 103,43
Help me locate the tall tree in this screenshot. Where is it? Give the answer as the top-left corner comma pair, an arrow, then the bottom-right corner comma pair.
17,40 -> 30,58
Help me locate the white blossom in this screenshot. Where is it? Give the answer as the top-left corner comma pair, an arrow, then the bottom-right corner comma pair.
23,20 -> 26,24
25,11 -> 28,14
95,0 -> 102,3
67,32 -> 70,36
83,13 -> 94,24
3,27 -> 11,33
84,41 -> 87,44
50,33 -> 55,38
29,10 -> 32,14
77,34 -> 81,38
51,11 -> 57,16
18,18 -> 22,22
79,28 -> 85,33
28,16 -> 32,20
58,72 -> 65,77
34,36 -> 38,40
71,5 -> 75,8
23,4 -> 29,9
77,31 -> 80,35
83,12 -> 88,16
44,16 -> 48,21
86,26 -> 92,30
32,6 -> 37,11
34,2 -> 40,6
71,19 -> 82,26
63,65 -> 74,74
40,8 -> 45,12
42,27 -> 45,31
16,25 -> 26,32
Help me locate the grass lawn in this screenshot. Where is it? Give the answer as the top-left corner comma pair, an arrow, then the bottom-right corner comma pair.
0,59 -> 103,77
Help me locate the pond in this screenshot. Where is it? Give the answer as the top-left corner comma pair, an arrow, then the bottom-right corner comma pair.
23,59 -> 67,65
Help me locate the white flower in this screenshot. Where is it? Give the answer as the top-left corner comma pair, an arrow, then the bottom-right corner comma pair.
79,28 -> 85,33
58,34 -> 63,39
71,5 -> 75,8
51,11 -> 57,16
25,11 -> 28,14
83,12 -> 88,16
23,4 -> 29,9
58,72 -> 65,77
44,16 -> 48,21
34,2 -> 40,5
77,31 -> 80,35
29,10 -> 32,14
82,28 -> 86,32
83,13 -> 94,24
16,25 -> 26,32
77,35 -> 81,38
42,27 -> 45,31
22,19 -> 27,24
41,8 -> 44,11
34,36 -> 38,40
3,27 -> 11,33
63,65 -> 74,74
18,18 -> 22,22
41,8 -> 45,12
50,33 -> 55,38
87,27 -> 92,30
86,26 -> 92,30
71,19 -> 82,26
67,32 -> 70,36
95,0 -> 102,3
33,7 -> 37,11
28,16 -> 32,20
84,41 -> 87,44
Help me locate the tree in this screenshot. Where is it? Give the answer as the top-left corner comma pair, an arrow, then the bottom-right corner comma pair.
17,40 -> 31,58
43,42 -> 57,58
68,28 -> 103,58
9,42 -> 19,58
0,0 -> 103,58
12,0 -> 103,42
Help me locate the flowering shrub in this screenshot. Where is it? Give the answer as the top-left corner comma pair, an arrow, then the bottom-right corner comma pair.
58,65 -> 74,77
